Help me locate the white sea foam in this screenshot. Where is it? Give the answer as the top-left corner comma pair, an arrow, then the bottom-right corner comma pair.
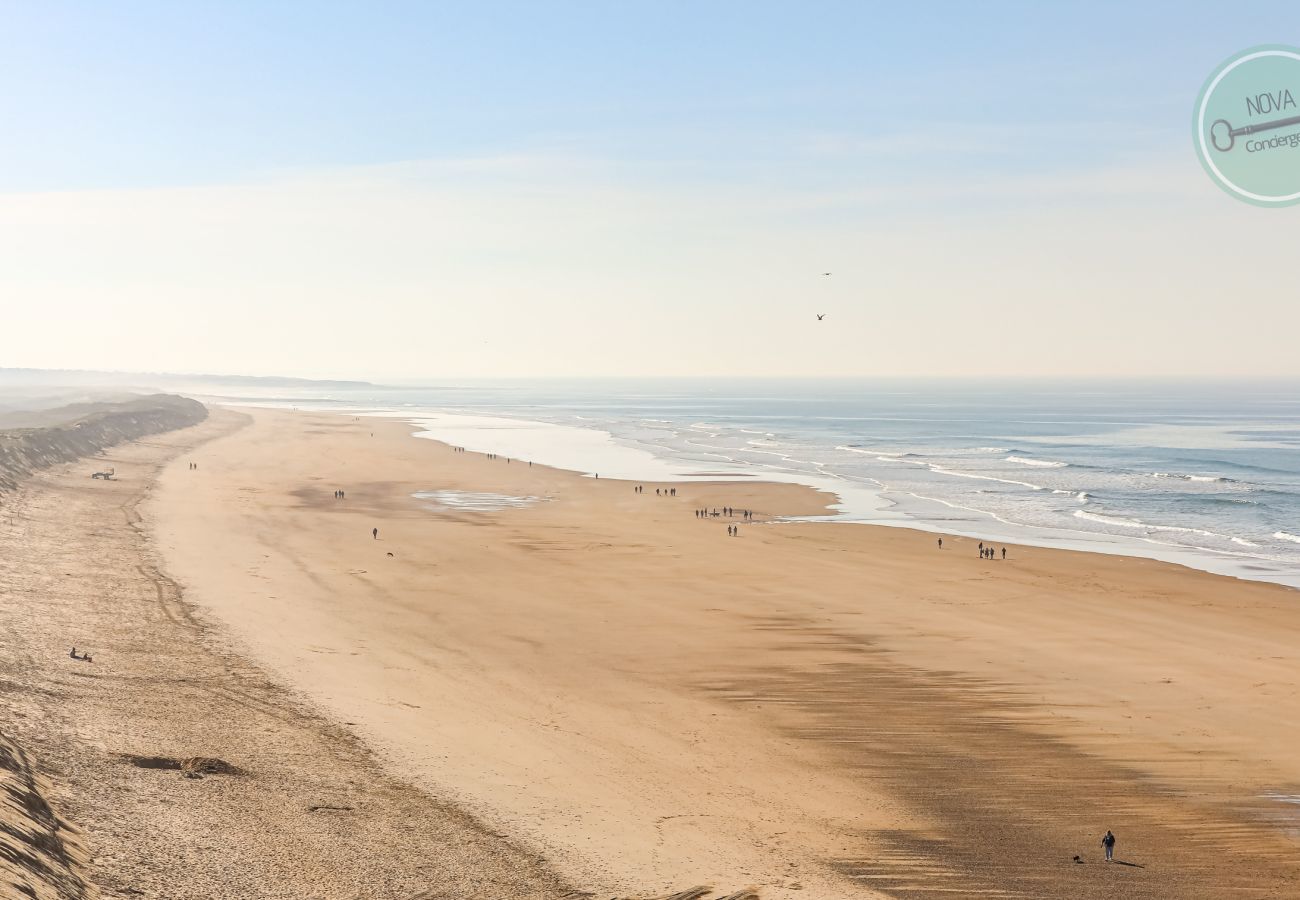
1275,531 -> 1300,544
1074,509 -> 1256,547
837,445 -> 911,457
1005,455 -> 1068,468
836,445 -> 929,466
1146,472 -> 1232,483
930,465 -> 1045,491
1075,509 -> 1146,529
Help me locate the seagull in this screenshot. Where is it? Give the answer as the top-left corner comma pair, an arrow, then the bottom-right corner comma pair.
822,272 -> 832,275
816,313 -> 826,321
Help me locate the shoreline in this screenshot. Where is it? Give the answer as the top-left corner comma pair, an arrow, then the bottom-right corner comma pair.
150,406 -> 1300,898
249,403 -> 1300,592
402,409 -> 1300,591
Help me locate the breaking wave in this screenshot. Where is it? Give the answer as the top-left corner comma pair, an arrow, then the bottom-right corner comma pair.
1006,455 -> 1068,468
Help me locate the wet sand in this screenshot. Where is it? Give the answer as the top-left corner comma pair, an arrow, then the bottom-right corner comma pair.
144,407 -> 1300,898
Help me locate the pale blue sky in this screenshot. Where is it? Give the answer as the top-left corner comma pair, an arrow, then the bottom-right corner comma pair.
0,3 -> 1296,378
2,1 -> 1283,190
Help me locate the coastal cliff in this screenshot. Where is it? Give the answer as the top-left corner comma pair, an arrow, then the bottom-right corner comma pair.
0,395 -> 206,493
0,394 -> 205,898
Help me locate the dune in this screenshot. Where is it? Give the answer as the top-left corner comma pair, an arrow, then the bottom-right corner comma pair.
0,733 -> 91,900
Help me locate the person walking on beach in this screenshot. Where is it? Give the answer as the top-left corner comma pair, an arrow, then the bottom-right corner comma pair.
1001,547 -> 1006,559
937,538 -> 942,549
1101,830 -> 1116,861
372,527 -> 378,540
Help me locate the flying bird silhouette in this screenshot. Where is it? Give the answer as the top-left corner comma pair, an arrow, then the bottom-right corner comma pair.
816,314 -> 826,321
821,272 -> 832,276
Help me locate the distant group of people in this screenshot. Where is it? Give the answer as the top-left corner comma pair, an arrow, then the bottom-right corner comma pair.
637,486 -> 676,496
333,489 -> 346,499
69,647 -> 92,663
468,447 -> 530,466
935,537 -> 1007,560
696,507 -> 752,520
188,462 -> 198,470
726,524 -> 740,537
977,542 -> 1006,560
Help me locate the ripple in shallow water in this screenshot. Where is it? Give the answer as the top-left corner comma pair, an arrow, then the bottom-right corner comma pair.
412,490 -> 544,512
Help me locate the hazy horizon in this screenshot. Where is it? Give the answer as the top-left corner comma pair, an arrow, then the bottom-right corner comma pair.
7,366 -> 1300,389
1,2 -> 1296,380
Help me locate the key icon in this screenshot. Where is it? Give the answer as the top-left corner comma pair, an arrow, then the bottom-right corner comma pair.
1210,114 -> 1300,151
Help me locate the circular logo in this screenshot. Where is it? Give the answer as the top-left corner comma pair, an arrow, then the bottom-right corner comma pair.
1194,45 -> 1300,206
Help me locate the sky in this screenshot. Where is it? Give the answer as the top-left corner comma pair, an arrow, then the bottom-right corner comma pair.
0,1 -> 1296,380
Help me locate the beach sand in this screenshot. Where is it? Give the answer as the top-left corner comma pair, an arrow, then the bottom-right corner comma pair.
134,407 -> 1300,898
0,413 -> 570,899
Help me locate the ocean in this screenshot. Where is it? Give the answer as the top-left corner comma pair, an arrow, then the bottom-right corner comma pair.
215,378 -> 1300,589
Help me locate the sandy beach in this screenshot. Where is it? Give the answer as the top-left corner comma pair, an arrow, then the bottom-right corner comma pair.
8,6 -> 1300,897
127,407 -> 1297,898
0,410 -> 570,899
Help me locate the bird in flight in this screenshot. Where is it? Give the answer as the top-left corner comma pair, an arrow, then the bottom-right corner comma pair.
821,272 -> 832,276
816,313 -> 826,321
